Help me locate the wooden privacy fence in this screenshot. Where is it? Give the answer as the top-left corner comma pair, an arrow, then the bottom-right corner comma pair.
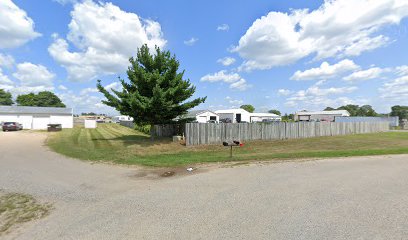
153,124 -> 185,137
185,122 -> 389,146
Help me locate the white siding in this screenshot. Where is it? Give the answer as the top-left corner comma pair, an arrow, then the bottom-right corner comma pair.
0,114 -> 73,129
50,115 -> 73,128
196,111 -> 219,123
85,119 -> 97,128
32,117 -> 50,130
0,114 -> 33,129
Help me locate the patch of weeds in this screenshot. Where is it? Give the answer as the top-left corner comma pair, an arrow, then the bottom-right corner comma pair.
0,192 -> 52,235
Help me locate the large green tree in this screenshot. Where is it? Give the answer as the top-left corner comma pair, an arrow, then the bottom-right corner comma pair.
240,104 -> 255,113
356,105 -> 377,116
268,109 -> 281,115
16,91 -> 65,107
390,105 -> 408,120
97,44 -> 206,134
334,104 -> 377,116
0,89 -> 13,105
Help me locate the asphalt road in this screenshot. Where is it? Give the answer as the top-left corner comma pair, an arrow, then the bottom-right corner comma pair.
1,131 -> 408,239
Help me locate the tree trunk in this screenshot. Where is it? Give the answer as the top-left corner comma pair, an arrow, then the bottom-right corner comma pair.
150,123 -> 155,141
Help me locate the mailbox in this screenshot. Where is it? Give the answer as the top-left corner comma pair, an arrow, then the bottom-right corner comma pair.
223,140 -> 244,157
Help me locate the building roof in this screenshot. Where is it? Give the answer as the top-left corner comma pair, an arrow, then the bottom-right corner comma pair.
0,106 -> 73,115
250,112 -> 281,117
184,110 -> 218,118
215,108 -> 250,114
295,110 -> 350,116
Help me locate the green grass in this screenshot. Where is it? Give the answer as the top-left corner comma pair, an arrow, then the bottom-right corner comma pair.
0,192 -> 51,235
46,123 -> 408,167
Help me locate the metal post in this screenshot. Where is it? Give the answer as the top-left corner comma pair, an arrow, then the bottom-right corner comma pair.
230,145 -> 233,158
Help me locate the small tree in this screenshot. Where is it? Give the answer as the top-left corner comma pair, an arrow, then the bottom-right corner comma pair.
240,104 -> 255,113
97,44 -> 206,136
0,89 -> 13,105
268,109 -> 281,115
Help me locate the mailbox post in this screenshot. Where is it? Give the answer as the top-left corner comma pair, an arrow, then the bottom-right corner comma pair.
223,140 -> 244,158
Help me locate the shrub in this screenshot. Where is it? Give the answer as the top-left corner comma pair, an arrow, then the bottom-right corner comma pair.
134,124 -> 151,135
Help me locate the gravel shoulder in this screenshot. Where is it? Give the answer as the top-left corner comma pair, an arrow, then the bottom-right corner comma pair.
1,131 -> 408,239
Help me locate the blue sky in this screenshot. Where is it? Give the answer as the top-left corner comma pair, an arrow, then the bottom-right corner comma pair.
0,0 -> 407,115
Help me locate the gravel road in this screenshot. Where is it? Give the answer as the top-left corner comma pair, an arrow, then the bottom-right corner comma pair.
1,131 -> 408,239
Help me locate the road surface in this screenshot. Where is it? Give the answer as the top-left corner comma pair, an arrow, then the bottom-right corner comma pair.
1,131 -> 408,239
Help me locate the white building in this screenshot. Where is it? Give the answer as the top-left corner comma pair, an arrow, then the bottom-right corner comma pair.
249,112 -> 281,122
0,106 -> 74,130
184,110 -> 219,123
215,108 -> 251,123
294,110 -> 350,122
112,115 -> 134,123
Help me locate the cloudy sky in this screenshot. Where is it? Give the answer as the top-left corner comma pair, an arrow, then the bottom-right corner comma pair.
0,0 -> 407,115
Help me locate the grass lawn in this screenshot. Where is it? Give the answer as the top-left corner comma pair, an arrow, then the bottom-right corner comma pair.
46,123 -> 408,167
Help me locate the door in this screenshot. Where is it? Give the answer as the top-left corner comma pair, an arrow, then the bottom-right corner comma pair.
32,117 -> 50,130
236,114 -> 241,123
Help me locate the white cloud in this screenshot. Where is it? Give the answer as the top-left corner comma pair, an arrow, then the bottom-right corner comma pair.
277,89 -> 293,96
0,54 -> 15,68
104,81 -> 121,91
0,0 -> 41,49
233,0 -> 408,71
79,82 -> 121,95
53,0 -> 77,5
184,37 -> 198,46
0,68 -> 14,90
58,90 -> 118,115
285,83 -> 358,109
48,0 -> 166,82
225,96 -> 243,105
201,70 -> 241,83
80,87 -> 98,95
380,75 -> 408,102
396,65 -> 408,76
13,62 -> 55,92
291,59 -> 359,81
343,67 -> 386,81
217,24 -> 229,31
200,70 -> 251,91
58,85 -> 68,91
217,57 -> 236,66
230,79 -> 251,91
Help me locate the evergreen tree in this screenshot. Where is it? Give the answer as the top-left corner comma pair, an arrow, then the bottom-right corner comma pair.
0,89 -> 13,105
97,45 -> 206,134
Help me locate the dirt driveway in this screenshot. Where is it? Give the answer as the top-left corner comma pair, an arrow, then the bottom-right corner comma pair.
1,131 -> 408,239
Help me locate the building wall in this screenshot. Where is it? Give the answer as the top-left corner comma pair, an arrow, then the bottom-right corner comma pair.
218,113 -> 234,122
0,114 -> 33,129
295,114 -> 342,122
50,115 -> 74,128
0,114 -> 73,129
250,116 -> 281,122
196,112 -> 219,123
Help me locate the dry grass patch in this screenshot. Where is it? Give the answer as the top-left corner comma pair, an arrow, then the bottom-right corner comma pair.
0,191 -> 51,235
